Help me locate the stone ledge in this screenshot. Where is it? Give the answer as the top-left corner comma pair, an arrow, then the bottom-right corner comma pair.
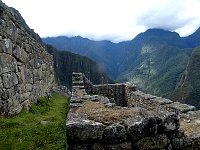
166,102 -> 196,113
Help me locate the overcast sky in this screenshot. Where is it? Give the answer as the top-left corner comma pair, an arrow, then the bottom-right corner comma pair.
3,0 -> 200,42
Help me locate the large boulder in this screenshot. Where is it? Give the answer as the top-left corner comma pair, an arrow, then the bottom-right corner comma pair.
66,112 -> 105,144
123,115 -> 160,142
102,123 -> 127,144
134,134 -> 170,150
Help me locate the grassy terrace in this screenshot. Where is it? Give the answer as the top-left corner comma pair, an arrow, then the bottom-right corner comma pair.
0,93 -> 69,150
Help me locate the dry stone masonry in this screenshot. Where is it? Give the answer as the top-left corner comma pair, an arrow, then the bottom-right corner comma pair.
67,72 -> 200,149
0,2 -> 55,116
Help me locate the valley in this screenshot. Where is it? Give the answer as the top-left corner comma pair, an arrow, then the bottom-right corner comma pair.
43,28 -> 200,107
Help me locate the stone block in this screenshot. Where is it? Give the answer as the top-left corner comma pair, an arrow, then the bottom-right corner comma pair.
0,53 -> 18,75
190,133 -> 200,148
123,115 -> 160,142
3,38 -> 13,54
134,134 -> 170,150
66,112 -> 105,144
105,103 -> 116,108
150,97 -> 173,105
166,102 -> 196,113
157,110 -> 180,131
102,124 -> 127,144
13,45 -> 28,63
104,142 -> 132,150
2,72 -> 18,89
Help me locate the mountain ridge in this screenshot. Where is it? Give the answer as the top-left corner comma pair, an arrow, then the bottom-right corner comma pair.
43,28 -> 200,99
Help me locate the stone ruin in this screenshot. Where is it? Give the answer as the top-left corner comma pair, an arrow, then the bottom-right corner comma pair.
66,72 -> 200,150
0,1 -> 55,116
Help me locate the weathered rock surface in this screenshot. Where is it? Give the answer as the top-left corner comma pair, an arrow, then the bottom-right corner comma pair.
66,72 -> 200,149
102,124 -> 127,144
123,115 -> 160,141
0,1 -> 55,116
134,134 -> 170,150
66,112 -> 105,144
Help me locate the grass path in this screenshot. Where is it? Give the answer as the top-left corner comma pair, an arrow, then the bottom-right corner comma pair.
0,93 -> 69,150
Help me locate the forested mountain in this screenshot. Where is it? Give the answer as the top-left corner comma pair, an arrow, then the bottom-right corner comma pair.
43,29 -> 197,97
171,46 -> 200,108
43,36 -> 125,79
183,27 -> 200,48
46,45 -> 112,88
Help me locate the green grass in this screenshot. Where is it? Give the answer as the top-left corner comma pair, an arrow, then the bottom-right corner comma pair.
0,93 -> 69,150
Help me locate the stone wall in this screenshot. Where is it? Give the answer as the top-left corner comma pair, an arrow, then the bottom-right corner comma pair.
66,73 -> 200,149
83,72 -> 196,115
83,74 -> 136,106
0,2 -> 55,116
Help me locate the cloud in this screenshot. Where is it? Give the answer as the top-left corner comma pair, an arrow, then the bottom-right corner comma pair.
3,0 -> 200,42
136,0 -> 200,36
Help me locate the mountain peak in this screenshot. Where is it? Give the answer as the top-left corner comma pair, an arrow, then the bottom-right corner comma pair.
144,28 -> 179,36
131,28 -> 185,48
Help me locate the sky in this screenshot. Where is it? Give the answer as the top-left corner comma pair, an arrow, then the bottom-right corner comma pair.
3,0 -> 200,42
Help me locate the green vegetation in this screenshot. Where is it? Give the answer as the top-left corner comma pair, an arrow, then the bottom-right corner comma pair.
42,29 -> 193,98
119,45 -> 191,98
46,45 -> 112,89
172,46 -> 200,108
0,93 -> 69,150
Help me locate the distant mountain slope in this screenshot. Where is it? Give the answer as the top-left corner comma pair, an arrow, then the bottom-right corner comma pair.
183,27 -> 200,48
43,29 -> 189,79
43,36 -> 126,79
171,46 -> 200,108
129,29 -> 188,48
119,45 -> 191,97
117,29 -> 193,97
43,29 -> 193,97
46,45 -> 112,88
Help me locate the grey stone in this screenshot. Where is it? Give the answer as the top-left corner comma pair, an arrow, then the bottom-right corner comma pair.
172,137 -> 191,149
2,72 -> 18,89
135,134 -> 170,150
1,90 -> 9,100
3,38 -> 13,54
66,112 -> 105,144
24,68 -> 33,84
70,103 -> 83,108
8,104 -> 22,116
190,133 -> 200,148
25,84 -> 33,92
102,124 -> 127,144
0,88 -> 3,98
52,86 -> 70,96
1,87 -> 15,100
0,53 -> 18,75
13,46 -> 28,63
29,58 -> 41,69
0,77 -> 3,88
104,142 -> 132,150
123,115 -> 160,141
100,97 -> 110,104
166,102 -> 196,113
68,143 -> 105,150
157,110 -> 180,131
105,103 -> 116,108
150,97 -> 173,105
